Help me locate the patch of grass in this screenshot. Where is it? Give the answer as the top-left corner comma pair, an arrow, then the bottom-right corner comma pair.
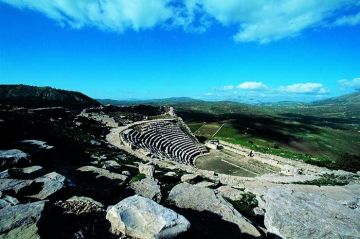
130,173 -> 146,183
187,123 -> 204,132
226,192 -> 258,219
295,173 -> 350,186
195,123 -> 222,137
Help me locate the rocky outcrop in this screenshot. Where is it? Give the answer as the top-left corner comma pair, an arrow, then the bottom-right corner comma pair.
28,172 -> 67,200
264,186 -> 360,238
0,201 -> 45,239
168,183 -> 261,237
0,149 -> 29,169
106,195 -> 190,239
139,164 -> 154,178
77,166 -> 128,183
130,178 -> 162,202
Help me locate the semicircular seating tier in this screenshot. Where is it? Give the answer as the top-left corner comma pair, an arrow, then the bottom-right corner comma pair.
121,121 -> 207,164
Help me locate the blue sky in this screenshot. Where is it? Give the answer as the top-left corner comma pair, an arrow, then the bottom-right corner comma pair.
0,0 -> 360,102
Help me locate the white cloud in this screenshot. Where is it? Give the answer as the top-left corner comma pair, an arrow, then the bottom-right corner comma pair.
186,0 -> 360,43
279,82 -> 328,94
334,12 -> 360,26
222,85 -> 235,90
1,0 -> 360,43
338,77 -> 360,90
0,0 -> 172,32
237,81 -> 267,90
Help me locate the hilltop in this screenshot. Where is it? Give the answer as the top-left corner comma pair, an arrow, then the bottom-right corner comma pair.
0,84 -> 100,109
313,91 -> 360,105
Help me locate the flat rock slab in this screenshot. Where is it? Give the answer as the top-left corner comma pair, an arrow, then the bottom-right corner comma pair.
139,164 -> 154,178
0,201 -> 45,239
28,172 -> 66,200
264,186 -> 360,239
77,166 -> 127,183
0,166 -> 44,179
0,178 -> 33,194
130,178 -> 162,202
0,149 -> 29,169
0,195 -> 19,209
168,183 -> 261,238
106,195 -> 190,239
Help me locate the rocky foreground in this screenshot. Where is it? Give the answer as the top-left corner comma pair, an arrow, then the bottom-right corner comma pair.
1,106 -> 360,239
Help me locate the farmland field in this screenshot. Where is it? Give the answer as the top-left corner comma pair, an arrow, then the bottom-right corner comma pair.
193,123 -> 222,138
195,150 -> 279,177
175,98 -> 360,172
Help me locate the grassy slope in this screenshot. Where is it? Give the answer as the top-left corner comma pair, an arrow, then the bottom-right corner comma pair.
100,93 -> 360,172
171,94 -> 360,172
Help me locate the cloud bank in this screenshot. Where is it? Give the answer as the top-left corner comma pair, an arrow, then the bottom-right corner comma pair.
1,0 -> 360,43
279,83 -> 328,94
220,81 -> 328,94
338,77 -> 360,90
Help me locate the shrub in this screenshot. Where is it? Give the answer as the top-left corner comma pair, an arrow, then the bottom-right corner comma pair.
226,192 -> 258,219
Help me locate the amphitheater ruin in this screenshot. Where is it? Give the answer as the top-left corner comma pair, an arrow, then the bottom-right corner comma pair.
120,120 -> 208,164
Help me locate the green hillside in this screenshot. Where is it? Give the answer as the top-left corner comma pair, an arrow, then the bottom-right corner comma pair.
160,93 -> 360,172
0,84 -> 100,109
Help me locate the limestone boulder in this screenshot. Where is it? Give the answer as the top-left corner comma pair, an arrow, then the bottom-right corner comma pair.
28,172 -> 67,200
0,201 -> 45,239
106,195 -> 190,239
216,186 -> 244,201
164,171 -> 176,177
139,164 -> 154,178
130,178 -> 162,203
264,186 -> 360,238
102,160 -> 121,171
0,149 -> 29,169
18,140 -> 54,153
0,166 -> 44,179
217,174 -> 246,189
195,181 -> 216,188
168,183 -> 261,237
0,178 -> 33,195
77,166 -> 127,183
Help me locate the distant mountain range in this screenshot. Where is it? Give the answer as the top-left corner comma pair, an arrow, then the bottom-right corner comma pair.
1,84 -> 358,116
0,84 -> 100,109
99,91 -> 360,119
98,97 -> 202,106
99,92 -> 359,107
312,91 -> 360,106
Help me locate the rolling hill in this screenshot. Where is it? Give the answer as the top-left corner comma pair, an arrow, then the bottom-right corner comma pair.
0,84 -> 100,109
